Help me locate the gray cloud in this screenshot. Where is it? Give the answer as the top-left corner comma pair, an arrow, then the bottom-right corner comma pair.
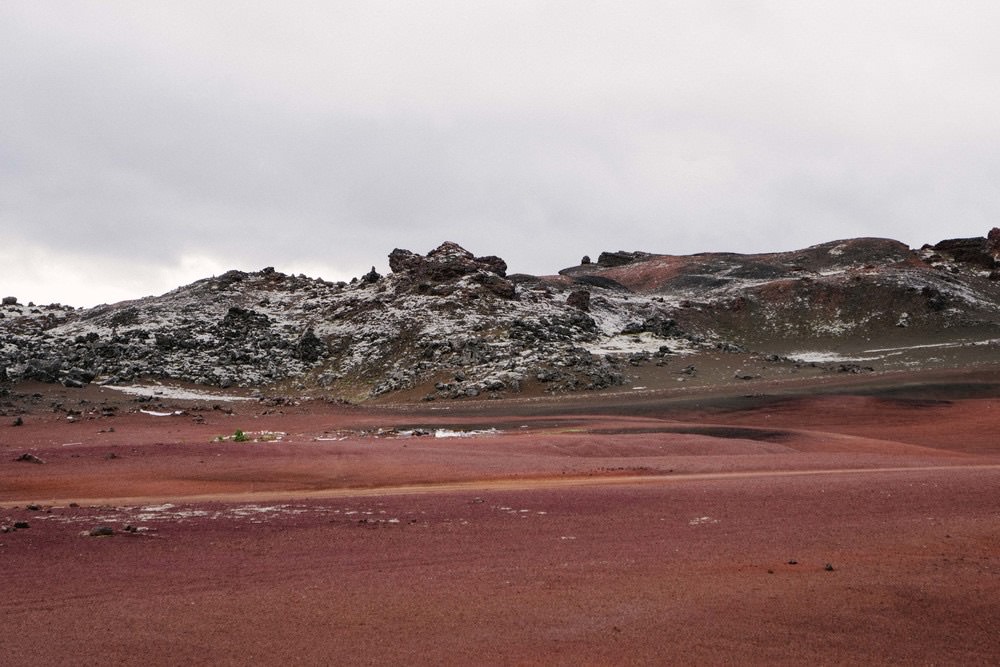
3,2 -> 1000,306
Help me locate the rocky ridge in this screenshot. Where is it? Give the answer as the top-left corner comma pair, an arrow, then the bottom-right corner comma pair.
3,233 -> 1000,401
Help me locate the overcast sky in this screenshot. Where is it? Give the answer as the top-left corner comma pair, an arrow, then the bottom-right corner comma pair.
3,2 -> 1000,307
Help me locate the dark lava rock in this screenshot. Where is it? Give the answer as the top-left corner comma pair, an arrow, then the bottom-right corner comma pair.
294,328 -> 324,363
390,242 -> 508,281
219,307 -> 271,338
387,248 -> 424,274
472,272 -> 516,299
390,243 -> 515,300
13,521 -> 30,529
922,286 -> 947,311
988,227 -> 1000,255
62,366 -> 97,388
571,275 -> 629,291
567,290 -> 591,312
837,364 -> 874,374
14,453 -> 44,464
88,526 -> 115,537
622,315 -> 680,338
474,254 -> 508,277
597,251 -> 651,267
2,296 -> 17,306
108,307 -> 141,327
931,236 -> 998,269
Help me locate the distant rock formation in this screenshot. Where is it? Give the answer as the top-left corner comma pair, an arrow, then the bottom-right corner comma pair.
597,251 -> 651,267
389,242 -> 515,299
925,233 -> 999,270
4,231 -> 1000,400
389,242 -> 508,279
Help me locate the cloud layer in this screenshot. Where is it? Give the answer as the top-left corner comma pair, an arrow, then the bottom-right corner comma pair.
3,2 -> 1000,305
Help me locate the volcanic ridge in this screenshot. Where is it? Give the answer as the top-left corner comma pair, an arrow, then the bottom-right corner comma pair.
4,231 -> 1000,401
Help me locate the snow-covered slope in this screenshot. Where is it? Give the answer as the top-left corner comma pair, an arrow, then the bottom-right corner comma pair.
0,243 -> 708,398
4,233 -> 1000,400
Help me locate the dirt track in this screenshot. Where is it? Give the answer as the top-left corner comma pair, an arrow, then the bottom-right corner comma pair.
2,369 -> 1000,665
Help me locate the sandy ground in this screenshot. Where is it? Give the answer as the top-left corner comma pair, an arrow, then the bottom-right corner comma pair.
2,366 -> 1000,665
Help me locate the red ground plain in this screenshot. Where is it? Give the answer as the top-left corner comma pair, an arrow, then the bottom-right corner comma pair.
2,368 -> 1000,665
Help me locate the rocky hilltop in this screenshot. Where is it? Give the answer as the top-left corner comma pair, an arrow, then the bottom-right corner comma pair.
4,232 -> 1000,400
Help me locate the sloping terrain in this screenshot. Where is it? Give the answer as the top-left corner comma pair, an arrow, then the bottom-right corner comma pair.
1,244 -> 634,399
3,231 -> 1000,401
560,235 -> 1000,342
2,366 -> 1000,666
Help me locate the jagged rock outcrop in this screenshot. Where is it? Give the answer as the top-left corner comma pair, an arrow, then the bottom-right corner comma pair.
388,242 -> 515,299
597,251 -> 651,267
389,242 -> 508,280
924,233 -> 1000,270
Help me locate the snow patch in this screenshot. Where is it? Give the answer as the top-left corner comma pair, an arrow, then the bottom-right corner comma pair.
688,516 -> 719,525
865,339 -> 1000,353
107,384 -> 254,402
788,351 -> 882,363
434,428 -> 500,438
583,332 -> 695,356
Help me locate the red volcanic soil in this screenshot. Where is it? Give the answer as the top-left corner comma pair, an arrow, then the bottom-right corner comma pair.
2,369 -> 1000,665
